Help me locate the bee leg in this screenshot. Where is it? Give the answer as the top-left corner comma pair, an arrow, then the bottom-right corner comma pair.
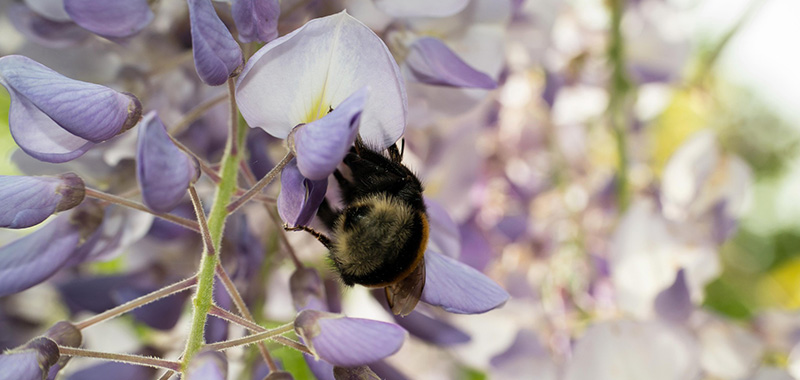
387,141 -> 403,163
283,224 -> 333,249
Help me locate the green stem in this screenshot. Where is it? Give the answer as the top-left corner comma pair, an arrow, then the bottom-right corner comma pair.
181,94 -> 248,371
608,0 -> 631,211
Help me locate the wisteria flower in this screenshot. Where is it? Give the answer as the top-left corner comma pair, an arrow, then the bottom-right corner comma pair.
0,55 -> 142,163
187,0 -> 244,86
64,0 -> 153,40
0,173 -> 85,228
236,11 -> 407,149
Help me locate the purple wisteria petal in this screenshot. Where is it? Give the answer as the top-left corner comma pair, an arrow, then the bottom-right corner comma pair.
66,361 -> 155,380
304,356 -> 335,380
0,173 -> 85,228
0,337 -> 60,380
294,310 -> 407,367
113,284 -> 190,330
43,321 -> 82,380
278,159 -> 328,226
63,0 -> 153,39
405,37 -> 497,89
373,0 -> 468,17
188,0 -> 244,86
654,269 -> 693,323
421,250 -> 509,314
0,55 -> 142,162
0,209 -> 101,297
25,0 -> 71,22
289,87 -> 367,180
392,310 -> 470,346
58,274 -> 130,314
232,0 -> 280,43
186,350 -> 227,380
425,198 -> 460,258
290,268 -> 328,312
8,4 -> 90,48
236,11 -> 407,149
369,361 -> 408,380
136,111 -> 198,213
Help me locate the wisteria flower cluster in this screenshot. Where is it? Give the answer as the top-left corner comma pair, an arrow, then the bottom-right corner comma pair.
0,0 -> 512,379
1,0 -> 797,379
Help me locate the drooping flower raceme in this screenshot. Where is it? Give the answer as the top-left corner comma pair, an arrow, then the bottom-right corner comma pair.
0,55 -> 142,163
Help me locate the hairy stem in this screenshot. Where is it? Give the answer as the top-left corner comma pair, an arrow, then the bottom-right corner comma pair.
58,346 -> 182,372
85,188 -> 200,233
169,135 -> 222,183
182,89 -> 249,371
205,323 -> 294,351
189,185 -> 215,256
228,78 -> 240,155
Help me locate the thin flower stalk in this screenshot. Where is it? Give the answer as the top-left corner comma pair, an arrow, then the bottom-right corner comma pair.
168,92 -> 228,135
226,151 -> 294,214
608,0 -> 631,211
204,323 -> 294,351
58,346 -> 182,372
75,276 -> 197,329
84,188 -> 200,232
214,263 -> 278,370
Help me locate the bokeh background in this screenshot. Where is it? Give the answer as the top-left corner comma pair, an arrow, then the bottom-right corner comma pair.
2,0 -> 800,379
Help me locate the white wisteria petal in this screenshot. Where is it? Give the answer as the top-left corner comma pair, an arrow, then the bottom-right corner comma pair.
609,199 -> 678,318
661,130 -> 718,221
236,11 -> 406,149
697,313 -> 764,379
564,320 -> 700,380
373,0 -> 468,18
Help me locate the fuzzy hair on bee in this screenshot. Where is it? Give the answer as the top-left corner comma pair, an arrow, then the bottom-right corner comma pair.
288,139 -> 429,316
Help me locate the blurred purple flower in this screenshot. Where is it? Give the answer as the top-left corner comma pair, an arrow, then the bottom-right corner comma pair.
405,37 -> 497,89
290,268 -> 328,312
373,0 -> 468,17
288,87 -> 367,181
136,111 -> 198,213
0,203 -> 103,297
232,0 -> 280,43
7,4 -> 89,48
64,0 -> 153,39
278,160 -> 328,227
113,283 -> 190,331
654,269 -> 693,323
24,0 -> 72,22
236,11 -> 406,150
66,361 -> 156,380
333,365 -> 381,379
0,55 -> 142,163
294,309 -> 407,367
0,337 -> 60,380
186,350 -> 227,380
0,173 -> 85,228
188,0 -> 244,86
42,321 -> 82,380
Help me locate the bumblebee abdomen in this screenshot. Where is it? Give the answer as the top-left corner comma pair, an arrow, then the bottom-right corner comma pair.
330,194 -> 428,287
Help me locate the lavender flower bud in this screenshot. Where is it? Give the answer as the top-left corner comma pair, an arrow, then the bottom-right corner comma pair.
187,0 -> 244,86
0,173 -> 85,228
0,337 -> 60,380
232,0 -> 279,43
136,111 -> 199,213
0,55 -> 143,163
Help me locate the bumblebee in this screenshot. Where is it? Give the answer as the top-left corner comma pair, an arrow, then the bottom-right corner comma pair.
287,140 -> 428,316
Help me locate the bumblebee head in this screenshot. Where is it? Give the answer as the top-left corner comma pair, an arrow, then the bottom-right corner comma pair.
330,193 -> 428,287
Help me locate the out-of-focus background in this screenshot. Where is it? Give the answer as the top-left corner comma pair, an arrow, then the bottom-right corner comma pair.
2,0 -> 800,379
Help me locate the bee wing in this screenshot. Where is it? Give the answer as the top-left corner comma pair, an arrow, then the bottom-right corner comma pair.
385,257 -> 426,316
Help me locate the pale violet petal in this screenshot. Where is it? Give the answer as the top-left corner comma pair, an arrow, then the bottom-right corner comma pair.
186,351 -> 227,380
278,160 -> 328,227
373,0 -> 468,18
64,0 -> 153,39
421,249 -> 509,314
24,0 -> 71,21
232,0 -> 279,43
405,37 -> 496,89
236,11 -> 406,149
424,197 -> 460,258
8,4 -> 90,48
564,320 -> 700,380
291,87 -> 366,180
